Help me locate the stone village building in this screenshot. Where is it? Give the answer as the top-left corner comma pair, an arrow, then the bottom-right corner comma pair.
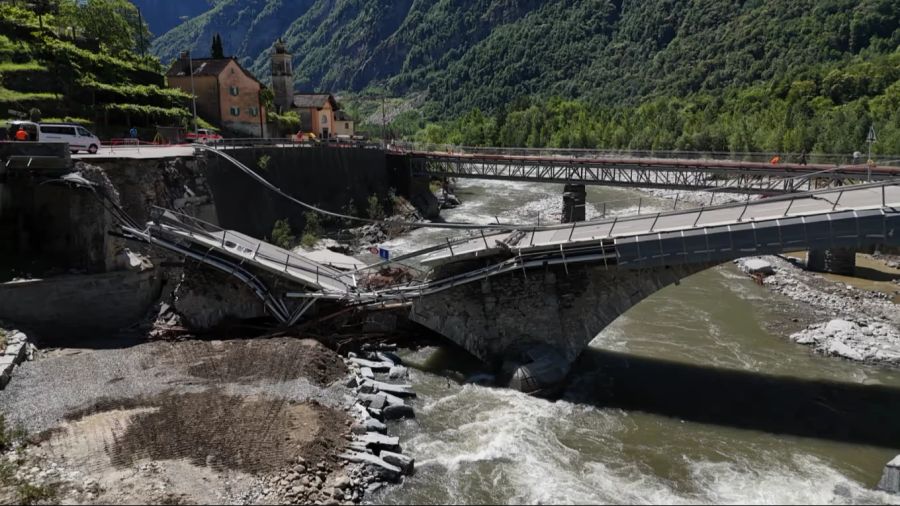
165,53 -> 266,138
270,39 -> 354,139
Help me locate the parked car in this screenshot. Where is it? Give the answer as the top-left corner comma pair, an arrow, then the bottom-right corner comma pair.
4,121 -> 101,153
186,128 -> 223,144
294,131 -> 318,142
38,123 -> 101,153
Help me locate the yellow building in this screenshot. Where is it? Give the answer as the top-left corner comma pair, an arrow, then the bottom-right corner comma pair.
332,110 -> 355,137
292,94 -> 337,139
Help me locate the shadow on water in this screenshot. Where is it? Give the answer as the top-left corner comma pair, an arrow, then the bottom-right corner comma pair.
852,265 -> 900,282
566,347 -> 900,449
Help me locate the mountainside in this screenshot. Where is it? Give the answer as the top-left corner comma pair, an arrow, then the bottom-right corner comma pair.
129,0 -> 214,39
151,0 -> 899,116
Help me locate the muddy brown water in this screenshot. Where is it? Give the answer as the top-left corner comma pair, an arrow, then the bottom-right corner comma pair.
375,179 -> 900,504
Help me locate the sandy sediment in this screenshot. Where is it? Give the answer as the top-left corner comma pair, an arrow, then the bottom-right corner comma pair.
0,337 -> 368,505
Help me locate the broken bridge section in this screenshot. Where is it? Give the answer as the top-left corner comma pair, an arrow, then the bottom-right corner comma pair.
116,208 -> 363,327
407,181 -> 900,392
146,209 -> 356,295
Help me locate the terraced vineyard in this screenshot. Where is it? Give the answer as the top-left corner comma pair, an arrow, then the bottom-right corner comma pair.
0,4 -> 190,136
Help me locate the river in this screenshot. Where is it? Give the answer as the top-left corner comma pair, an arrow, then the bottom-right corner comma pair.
373,179 -> 900,504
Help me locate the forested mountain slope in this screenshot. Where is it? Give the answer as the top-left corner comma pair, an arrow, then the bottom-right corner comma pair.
151,0 -> 898,115
130,0 -> 213,39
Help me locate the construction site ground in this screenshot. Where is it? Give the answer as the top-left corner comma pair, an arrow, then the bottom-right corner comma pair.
0,337 -> 353,505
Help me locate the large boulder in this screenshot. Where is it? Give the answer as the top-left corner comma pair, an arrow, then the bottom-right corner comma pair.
380,451 -> 414,475
172,264 -> 266,329
878,455 -> 900,494
739,258 -> 775,275
382,404 -> 415,420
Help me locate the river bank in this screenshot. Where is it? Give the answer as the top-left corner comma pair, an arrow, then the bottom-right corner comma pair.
0,337 -> 390,505
735,253 -> 900,366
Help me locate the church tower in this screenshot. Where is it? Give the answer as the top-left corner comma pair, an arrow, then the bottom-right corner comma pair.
271,38 -> 294,113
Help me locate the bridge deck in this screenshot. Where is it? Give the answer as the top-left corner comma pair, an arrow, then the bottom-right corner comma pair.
150,211 -> 355,294
407,148 -> 900,194
421,183 -> 900,266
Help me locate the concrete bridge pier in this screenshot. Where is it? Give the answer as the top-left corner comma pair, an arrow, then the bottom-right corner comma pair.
806,248 -> 857,276
562,184 -> 586,223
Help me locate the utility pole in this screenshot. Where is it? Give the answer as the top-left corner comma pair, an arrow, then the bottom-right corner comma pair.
866,124 -> 877,182
381,94 -> 386,147
188,51 -> 198,136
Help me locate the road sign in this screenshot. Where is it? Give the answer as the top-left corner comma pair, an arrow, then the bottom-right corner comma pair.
867,125 -> 878,144
866,125 -> 877,182
378,247 -> 390,260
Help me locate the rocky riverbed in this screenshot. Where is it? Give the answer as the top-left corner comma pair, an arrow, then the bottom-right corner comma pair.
736,255 -> 900,366
0,335 -> 421,505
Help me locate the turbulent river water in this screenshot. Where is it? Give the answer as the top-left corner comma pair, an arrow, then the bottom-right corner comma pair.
375,179 -> 900,505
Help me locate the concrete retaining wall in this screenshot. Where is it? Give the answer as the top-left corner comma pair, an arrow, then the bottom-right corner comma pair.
202,146 -> 393,239
0,175 -> 118,278
203,147 -> 436,239
0,269 -> 163,335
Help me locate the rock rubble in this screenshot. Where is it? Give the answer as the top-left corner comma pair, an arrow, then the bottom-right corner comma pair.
735,255 -> 900,366
0,326 -> 35,389
339,343 -> 417,497
789,319 -> 900,364
255,342 -> 419,504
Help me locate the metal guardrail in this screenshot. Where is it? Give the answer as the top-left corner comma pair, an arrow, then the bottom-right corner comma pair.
389,141 -> 900,167
148,207 -> 355,293
202,137 -> 385,150
415,180 -> 900,267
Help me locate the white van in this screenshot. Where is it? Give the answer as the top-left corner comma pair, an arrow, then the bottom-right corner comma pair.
38,123 -> 101,154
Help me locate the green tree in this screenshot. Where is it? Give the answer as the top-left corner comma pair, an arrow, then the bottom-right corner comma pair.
366,194 -> 384,220
270,218 -> 295,250
259,86 -> 274,110
31,0 -> 59,30
301,211 -> 321,247
211,33 -> 224,58
59,0 -> 152,56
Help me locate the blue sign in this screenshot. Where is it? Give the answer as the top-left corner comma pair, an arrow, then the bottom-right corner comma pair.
378,247 -> 390,260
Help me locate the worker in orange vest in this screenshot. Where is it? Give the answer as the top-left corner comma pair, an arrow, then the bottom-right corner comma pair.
14,126 -> 29,141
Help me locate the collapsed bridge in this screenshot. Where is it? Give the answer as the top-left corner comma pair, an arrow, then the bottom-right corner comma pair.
56,144 -> 900,393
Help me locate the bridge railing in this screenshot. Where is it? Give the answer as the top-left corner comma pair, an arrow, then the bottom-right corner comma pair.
395,180 -> 900,268
389,141 -> 900,167
199,137 -> 384,151
148,206 -> 356,292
